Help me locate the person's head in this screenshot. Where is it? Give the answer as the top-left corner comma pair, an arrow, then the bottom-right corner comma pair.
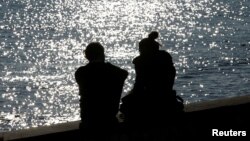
148,31 -> 159,40
84,42 -> 105,62
139,31 -> 160,55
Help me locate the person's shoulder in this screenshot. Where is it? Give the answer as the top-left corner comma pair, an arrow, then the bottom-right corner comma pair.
106,63 -> 128,75
75,66 -> 87,83
158,50 -> 172,58
159,50 -> 171,55
105,62 -> 125,71
75,66 -> 87,75
132,56 -> 142,64
76,66 -> 87,71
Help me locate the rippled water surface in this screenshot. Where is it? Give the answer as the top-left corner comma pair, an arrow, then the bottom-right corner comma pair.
0,0 -> 250,131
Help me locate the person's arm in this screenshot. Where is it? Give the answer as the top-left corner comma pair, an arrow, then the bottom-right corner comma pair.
166,53 -> 176,90
75,68 -> 84,95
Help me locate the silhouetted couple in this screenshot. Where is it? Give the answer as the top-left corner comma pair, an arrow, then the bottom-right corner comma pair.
75,31 -> 183,140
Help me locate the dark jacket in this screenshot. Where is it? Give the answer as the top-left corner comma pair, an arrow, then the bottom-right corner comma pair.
75,62 -> 128,128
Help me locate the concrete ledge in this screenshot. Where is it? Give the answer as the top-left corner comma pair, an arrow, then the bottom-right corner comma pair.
1,121 -> 80,141
1,95 -> 250,140
184,95 -> 250,112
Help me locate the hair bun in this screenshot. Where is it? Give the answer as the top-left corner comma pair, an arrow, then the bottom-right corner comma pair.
148,31 -> 159,40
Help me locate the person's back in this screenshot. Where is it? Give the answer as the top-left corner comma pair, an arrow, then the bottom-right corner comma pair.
76,62 -> 127,128
121,32 -> 180,128
133,50 -> 175,96
75,42 -> 128,129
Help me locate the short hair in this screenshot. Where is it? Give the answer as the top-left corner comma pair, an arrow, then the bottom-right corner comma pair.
84,42 -> 105,61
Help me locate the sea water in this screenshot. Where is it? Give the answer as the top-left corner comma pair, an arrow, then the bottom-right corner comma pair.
0,0 -> 249,131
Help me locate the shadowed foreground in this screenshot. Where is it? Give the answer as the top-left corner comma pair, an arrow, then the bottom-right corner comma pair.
1,96 -> 249,141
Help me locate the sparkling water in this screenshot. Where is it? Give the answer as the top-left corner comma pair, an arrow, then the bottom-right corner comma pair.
0,0 -> 250,131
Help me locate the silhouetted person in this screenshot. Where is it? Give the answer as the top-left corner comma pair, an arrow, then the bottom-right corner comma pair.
121,32 -> 183,129
75,42 -> 128,140
134,31 -> 176,94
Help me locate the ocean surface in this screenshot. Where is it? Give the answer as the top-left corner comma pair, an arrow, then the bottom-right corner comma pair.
0,0 -> 249,131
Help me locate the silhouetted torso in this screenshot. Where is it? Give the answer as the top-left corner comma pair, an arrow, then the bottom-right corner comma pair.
121,50 -> 178,127
133,50 -> 176,95
75,62 -> 128,128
